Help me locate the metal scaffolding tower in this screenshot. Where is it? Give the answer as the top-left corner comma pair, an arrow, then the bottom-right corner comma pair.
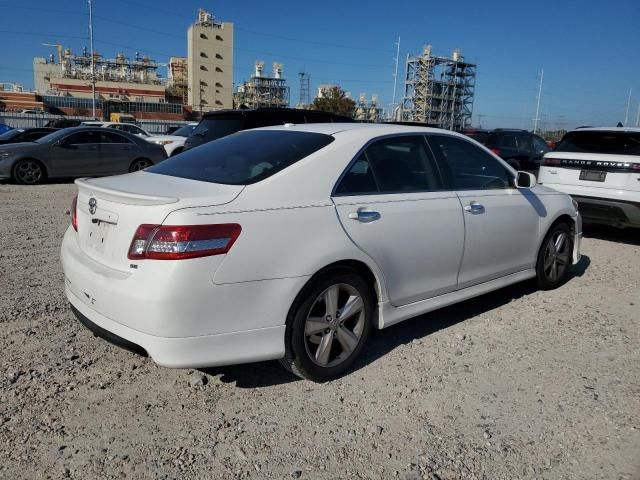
400,45 -> 476,130
353,93 -> 383,122
298,71 -> 311,108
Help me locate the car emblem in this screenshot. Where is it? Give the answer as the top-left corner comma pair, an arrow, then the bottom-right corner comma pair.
88,197 -> 97,215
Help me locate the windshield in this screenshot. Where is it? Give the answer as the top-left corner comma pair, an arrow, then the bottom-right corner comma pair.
148,130 -> 334,185
190,116 -> 245,142
172,125 -> 196,137
556,131 -> 640,156
0,129 -> 20,140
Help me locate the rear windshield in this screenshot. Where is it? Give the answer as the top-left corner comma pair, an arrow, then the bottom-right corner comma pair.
147,130 -> 334,185
555,131 -> 640,156
190,115 -> 245,142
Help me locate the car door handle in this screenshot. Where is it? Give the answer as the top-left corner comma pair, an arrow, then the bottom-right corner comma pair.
348,209 -> 381,223
464,201 -> 485,215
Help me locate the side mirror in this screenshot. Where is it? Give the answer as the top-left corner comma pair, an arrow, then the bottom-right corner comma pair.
515,171 -> 537,188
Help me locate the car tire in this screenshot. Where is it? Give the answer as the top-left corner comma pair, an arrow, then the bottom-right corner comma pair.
129,158 -> 152,172
280,268 -> 374,382
12,158 -> 46,185
536,222 -> 573,290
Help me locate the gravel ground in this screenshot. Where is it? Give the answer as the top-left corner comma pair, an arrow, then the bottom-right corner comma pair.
0,182 -> 638,480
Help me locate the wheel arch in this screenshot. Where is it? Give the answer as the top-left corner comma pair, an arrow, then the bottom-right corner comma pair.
536,212 -> 576,258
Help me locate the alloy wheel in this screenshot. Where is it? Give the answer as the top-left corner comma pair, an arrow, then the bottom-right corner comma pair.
15,160 -> 43,185
130,159 -> 152,172
543,231 -> 571,282
303,283 -> 365,368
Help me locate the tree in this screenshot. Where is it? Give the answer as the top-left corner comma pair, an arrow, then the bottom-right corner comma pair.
311,86 -> 355,117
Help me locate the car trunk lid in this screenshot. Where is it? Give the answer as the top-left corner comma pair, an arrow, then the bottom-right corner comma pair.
74,172 -> 244,271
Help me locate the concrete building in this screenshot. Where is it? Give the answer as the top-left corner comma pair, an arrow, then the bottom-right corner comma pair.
187,9 -> 234,112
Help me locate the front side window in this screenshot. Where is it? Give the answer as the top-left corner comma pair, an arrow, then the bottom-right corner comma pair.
63,131 -> 101,145
335,136 -> 442,195
429,135 -> 512,190
555,131 -> 640,156
148,130 -> 334,185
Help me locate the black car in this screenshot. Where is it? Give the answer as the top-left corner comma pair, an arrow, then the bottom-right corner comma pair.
0,127 -> 58,145
44,118 -> 83,129
463,128 -> 551,171
184,108 -> 354,151
0,127 -> 167,185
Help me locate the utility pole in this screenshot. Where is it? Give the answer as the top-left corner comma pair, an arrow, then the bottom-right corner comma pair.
624,88 -> 632,125
533,69 -> 544,134
88,0 -> 96,118
390,36 -> 400,120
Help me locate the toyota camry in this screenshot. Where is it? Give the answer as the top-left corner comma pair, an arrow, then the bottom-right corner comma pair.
61,124 -> 582,381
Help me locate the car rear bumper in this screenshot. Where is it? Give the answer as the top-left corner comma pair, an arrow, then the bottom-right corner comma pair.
60,227 -> 308,368
572,196 -> 640,227
67,285 -> 285,368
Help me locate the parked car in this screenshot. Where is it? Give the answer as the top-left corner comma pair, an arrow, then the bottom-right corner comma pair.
538,127 -> 640,228
61,123 -> 581,382
83,121 -> 197,157
0,127 -> 57,145
183,108 -> 354,151
463,128 -> 551,171
45,118 -> 83,129
0,126 -> 167,185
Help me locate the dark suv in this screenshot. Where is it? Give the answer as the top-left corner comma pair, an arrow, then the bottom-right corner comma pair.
463,128 -> 551,171
183,108 -> 353,151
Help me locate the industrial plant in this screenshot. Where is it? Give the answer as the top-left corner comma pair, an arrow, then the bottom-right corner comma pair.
234,62 -> 290,109
400,45 -> 476,130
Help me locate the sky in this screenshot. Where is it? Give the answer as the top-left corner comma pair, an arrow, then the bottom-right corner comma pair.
1,0 -> 639,130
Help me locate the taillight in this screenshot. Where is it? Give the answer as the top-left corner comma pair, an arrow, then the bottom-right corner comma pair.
489,147 -> 501,156
631,163 -> 640,172
71,195 -> 78,232
128,224 -> 241,260
542,157 -> 561,166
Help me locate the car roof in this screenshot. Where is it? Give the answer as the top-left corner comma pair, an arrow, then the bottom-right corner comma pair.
201,107 -> 350,118
258,122 -> 458,137
568,127 -> 640,133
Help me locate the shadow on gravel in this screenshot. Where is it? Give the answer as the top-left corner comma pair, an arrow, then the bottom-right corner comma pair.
201,361 -> 300,388
582,225 -> 640,246
201,255 -> 591,388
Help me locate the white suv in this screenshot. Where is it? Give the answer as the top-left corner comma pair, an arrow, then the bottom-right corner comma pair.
538,127 -> 640,228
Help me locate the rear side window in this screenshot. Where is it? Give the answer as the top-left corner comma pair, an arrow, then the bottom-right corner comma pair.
499,135 -> 518,149
429,135 -> 512,190
100,131 -> 133,144
555,131 -> 640,155
191,115 -> 245,142
335,136 -> 442,195
148,130 -> 334,185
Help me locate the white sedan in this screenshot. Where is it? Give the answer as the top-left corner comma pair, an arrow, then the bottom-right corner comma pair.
61,124 -> 582,381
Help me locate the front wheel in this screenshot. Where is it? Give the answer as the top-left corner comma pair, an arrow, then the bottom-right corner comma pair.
129,158 -> 152,172
13,159 -> 46,185
536,222 -> 573,290
281,269 -> 374,382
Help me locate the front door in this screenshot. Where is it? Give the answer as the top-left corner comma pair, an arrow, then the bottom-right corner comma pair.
98,130 -> 136,174
333,135 -> 465,306
428,134 -> 541,289
49,131 -> 102,177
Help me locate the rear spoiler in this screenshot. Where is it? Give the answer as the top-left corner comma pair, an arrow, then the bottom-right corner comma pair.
75,178 -> 179,206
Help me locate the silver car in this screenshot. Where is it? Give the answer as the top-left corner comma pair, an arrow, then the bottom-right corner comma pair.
0,127 -> 167,185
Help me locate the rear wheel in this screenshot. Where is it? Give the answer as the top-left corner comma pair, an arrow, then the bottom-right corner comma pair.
129,158 -> 152,172
536,222 -> 573,290
13,158 -> 46,185
280,268 -> 373,382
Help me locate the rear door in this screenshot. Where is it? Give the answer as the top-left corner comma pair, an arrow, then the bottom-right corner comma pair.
98,130 -> 137,174
333,135 -> 465,306
428,134 -> 540,288
49,131 -> 102,176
